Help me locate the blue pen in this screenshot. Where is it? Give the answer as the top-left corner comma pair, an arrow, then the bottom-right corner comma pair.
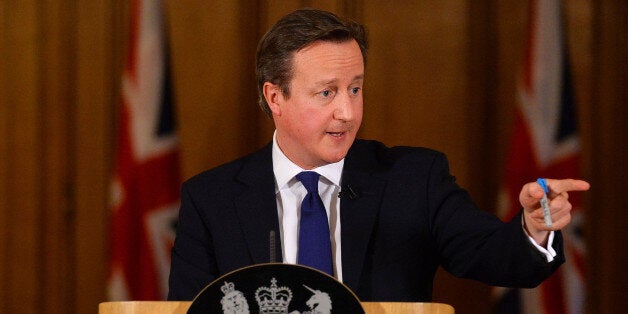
536,178 -> 552,227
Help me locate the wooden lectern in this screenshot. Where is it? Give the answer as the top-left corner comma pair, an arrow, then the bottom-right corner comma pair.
114,264 -> 454,313
99,301 -> 454,313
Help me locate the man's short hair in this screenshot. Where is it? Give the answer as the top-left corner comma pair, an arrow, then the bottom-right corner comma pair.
255,8 -> 368,117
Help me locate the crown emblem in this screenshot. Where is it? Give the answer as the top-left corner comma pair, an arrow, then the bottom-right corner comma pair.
255,278 -> 293,314
221,281 -> 235,295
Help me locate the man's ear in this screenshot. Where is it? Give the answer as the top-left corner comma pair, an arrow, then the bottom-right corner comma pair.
263,82 -> 282,116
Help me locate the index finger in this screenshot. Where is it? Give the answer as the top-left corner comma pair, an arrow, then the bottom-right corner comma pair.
544,178 -> 590,194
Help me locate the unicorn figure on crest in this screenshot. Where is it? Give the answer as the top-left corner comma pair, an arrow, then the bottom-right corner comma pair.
300,285 -> 332,314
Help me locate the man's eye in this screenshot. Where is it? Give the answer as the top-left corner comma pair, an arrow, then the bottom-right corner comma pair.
320,90 -> 332,97
351,87 -> 361,95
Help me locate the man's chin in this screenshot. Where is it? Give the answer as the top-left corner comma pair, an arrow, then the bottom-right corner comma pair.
323,148 -> 351,164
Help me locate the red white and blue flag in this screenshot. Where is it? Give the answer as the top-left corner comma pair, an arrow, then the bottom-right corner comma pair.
494,0 -> 584,313
107,0 -> 180,300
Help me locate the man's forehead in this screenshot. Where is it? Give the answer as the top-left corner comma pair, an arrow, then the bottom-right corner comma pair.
293,41 -> 363,67
296,38 -> 360,54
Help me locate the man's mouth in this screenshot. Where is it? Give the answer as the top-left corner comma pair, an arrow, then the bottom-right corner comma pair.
327,131 -> 345,137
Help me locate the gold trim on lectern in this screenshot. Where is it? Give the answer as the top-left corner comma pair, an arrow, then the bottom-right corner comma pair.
99,301 -> 455,313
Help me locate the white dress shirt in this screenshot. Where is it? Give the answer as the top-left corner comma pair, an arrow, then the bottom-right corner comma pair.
272,132 -> 345,281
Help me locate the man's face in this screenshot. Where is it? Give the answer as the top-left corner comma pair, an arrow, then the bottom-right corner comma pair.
265,39 -> 364,169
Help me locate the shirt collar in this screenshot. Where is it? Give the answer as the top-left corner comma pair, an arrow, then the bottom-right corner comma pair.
272,131 -> 344,191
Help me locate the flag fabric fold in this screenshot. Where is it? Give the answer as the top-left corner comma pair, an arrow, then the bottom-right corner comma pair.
108,0 -> 180,301
494,1 -> 584,313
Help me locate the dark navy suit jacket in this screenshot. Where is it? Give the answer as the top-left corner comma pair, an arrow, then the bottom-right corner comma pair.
168,139 -> 563,301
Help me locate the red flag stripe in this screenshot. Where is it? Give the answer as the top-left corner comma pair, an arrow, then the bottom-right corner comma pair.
107,0 -> 180,301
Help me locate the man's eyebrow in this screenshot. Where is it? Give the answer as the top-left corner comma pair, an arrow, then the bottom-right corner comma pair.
314,78 -> 338,87
352,74 -> 365,82
314,75 -> 364,87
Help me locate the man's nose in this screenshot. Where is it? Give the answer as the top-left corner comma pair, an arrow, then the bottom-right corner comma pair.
333,93 -> 356,121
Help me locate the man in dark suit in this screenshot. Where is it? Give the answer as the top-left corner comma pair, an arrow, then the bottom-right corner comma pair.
167,8 -> 589,302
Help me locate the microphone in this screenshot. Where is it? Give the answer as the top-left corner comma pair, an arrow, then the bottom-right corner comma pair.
269,230 -> 277,263
339,184 -> 360,200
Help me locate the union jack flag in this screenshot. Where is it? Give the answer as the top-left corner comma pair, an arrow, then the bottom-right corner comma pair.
493,0 -> 584,313
107,0 -> 180,300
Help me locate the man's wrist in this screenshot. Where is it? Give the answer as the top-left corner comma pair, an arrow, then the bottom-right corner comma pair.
521,215 -> 556,262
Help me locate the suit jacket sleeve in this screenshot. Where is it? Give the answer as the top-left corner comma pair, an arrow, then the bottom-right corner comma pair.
424,149 -> 564,287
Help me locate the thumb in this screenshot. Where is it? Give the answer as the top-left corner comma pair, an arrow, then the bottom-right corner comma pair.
519,181 -> 545,210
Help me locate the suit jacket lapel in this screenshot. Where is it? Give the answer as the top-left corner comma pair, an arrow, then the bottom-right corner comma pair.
340,141 -> 387,290
233,143 -> 283,265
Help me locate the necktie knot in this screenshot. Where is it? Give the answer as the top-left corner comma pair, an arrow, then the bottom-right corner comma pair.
296,171 -> 320,194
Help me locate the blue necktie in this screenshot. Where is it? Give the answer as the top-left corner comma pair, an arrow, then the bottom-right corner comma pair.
296,171 -> 333,276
